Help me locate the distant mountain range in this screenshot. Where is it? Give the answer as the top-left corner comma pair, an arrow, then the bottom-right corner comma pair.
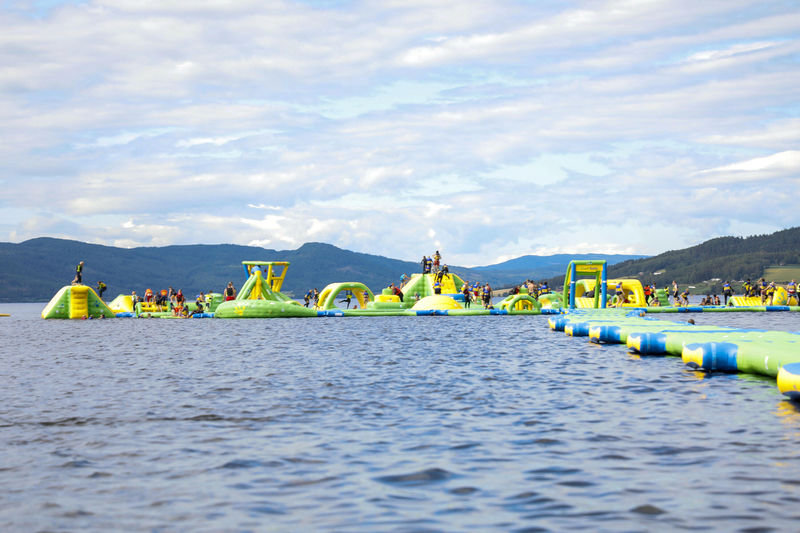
0,237 -> 643,302
472,253 -> 646,279
4,227 -> 798,303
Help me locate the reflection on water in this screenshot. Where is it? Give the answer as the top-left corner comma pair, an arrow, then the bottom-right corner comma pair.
0,303 -> 799,531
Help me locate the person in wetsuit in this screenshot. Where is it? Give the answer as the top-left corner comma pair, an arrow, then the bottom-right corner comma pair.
462,284 -> 472,308
742,279 -> 752,298
680,288 -> 690,306
339,292 -> 352,309
757,278 -> 768,303
722,281 -> 733,305
73,261 -> 84,284
482,283 -> 492,308
764,282 -> 776,305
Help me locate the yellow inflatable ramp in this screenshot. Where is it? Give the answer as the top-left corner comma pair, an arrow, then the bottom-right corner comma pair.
69,285 -> 89,319
730,296 -> 764,307
42,285 -> 116,319
439,274 -> 458,294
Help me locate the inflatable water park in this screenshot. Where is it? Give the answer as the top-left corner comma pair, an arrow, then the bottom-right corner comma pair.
212,261 -> 545,318
41,258 -> 800,319
40,257 -> 800,401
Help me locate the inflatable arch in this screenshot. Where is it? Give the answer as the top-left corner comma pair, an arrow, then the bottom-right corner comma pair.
575,278 -> 647,308
316,282 -> 374,310
497,292 -> 542,312
563,260 -> 608,310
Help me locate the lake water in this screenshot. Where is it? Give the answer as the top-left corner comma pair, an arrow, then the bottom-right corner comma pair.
1,302 -> 800,532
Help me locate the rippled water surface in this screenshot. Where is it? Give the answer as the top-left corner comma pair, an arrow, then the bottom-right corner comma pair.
1,303 -> 800,532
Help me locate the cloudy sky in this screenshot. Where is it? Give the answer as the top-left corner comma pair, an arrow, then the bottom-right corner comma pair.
1,0 -> 798,266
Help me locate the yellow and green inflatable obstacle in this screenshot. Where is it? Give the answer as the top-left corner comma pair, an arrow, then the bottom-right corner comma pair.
214,261 -> 317,318
399,272 -> 464,299
214,260 -> 552,318
496,287 -> 541,312
42,285 -> 116,319
549,308 -> 800,399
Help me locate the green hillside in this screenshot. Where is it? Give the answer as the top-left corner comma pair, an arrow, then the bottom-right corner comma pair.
608,227 -> 800,289
3,228 -> 797,302
0,238 -> 529,302
0,238 -> 657,303
0,238 -> 422,302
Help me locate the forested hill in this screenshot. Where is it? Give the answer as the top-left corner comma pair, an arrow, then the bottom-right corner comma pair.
608,227 -> 800,283
3,229 -> 796,302
0,238 -> 421,302
0,237 -> 643,302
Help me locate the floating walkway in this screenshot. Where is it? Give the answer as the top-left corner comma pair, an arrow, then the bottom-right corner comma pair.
549,308 -> 800,401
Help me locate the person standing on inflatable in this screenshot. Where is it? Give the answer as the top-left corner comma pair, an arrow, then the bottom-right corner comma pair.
722,281 -> 733,305
680,287 -> 690,306
614,281 -> 624,307
482,283 -> 492,308
73,261 -> 84,285
96,281 -> 106,299
787,280 -> 799,306
433,251 -> 441,273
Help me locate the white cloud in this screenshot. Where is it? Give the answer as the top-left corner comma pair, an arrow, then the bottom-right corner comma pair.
1,0 -> 799,265
697,150 -> 800,183
684,41 -> 779,63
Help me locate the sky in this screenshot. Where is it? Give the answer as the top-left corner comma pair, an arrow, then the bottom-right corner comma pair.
0,0 -> 798,266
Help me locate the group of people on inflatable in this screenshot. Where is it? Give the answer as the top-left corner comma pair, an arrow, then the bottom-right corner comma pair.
510,280 -> 551,299
420,250 -> 449,276
131,281 -> 237,317
130,287 -> 192,315
740,277 -> 799,305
